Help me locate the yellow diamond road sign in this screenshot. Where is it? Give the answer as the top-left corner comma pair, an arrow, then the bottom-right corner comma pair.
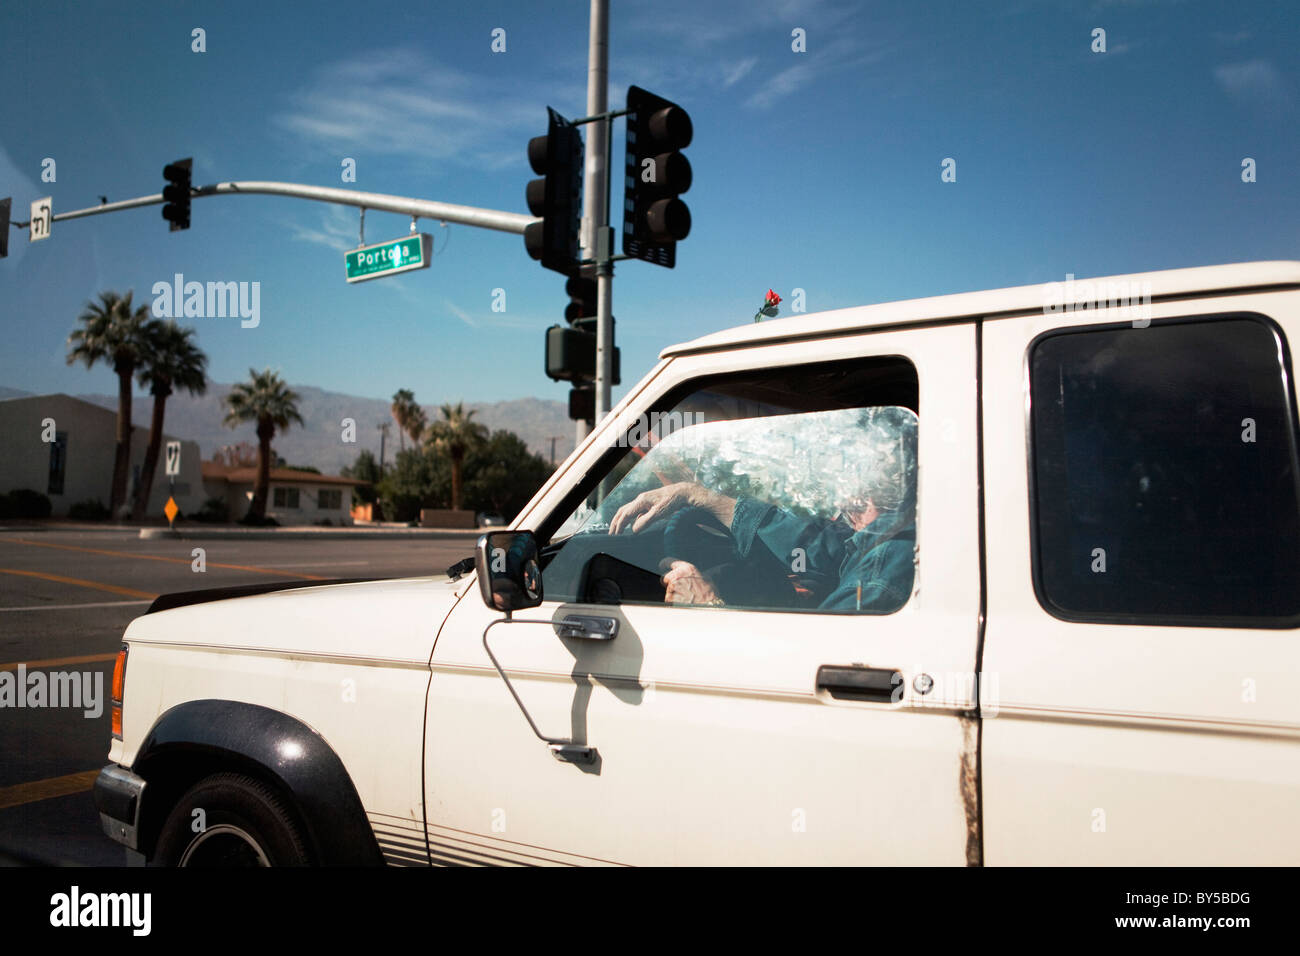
164,497 -> 179,524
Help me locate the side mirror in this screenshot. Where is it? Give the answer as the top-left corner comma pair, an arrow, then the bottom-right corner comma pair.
475,531 -> 544,613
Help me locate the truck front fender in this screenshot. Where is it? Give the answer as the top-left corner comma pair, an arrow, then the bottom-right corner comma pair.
131,699 -> 385,866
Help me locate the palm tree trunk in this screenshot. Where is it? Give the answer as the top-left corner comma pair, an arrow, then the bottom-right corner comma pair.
111,366 -> 133,516
250,420 -> 274,519
131,391 -> 168,519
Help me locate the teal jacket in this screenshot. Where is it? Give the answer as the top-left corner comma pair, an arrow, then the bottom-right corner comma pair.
728,496 -> 915,612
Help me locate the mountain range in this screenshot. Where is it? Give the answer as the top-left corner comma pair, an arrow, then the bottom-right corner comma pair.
0,384 -> 577,474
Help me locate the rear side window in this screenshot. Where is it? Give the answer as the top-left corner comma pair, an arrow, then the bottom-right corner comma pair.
1029,314 -> 1300,625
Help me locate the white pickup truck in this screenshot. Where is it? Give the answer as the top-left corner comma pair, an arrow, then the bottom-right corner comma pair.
95,261 -> 1300,866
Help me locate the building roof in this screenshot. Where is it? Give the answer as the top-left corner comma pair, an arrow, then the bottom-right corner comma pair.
201,463 -> 366,486
0,392 -> 187,442
660,260 -> 1300,358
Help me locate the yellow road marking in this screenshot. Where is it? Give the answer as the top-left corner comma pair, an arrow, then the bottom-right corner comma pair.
11,538 -> 329,580
0,568 -> 158,600
0,770 -> 101,812
0,653 -> 118,673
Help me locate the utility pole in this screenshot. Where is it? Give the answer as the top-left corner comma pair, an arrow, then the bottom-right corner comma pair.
547,435 -> 561,466
377,422 -> 390,478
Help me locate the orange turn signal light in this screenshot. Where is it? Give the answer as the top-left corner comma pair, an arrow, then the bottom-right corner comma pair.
111,644 -> 127,739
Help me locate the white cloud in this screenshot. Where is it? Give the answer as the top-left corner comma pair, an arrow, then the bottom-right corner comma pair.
741,32 -> 887,110
442,298 -> 478,328
273,50 -> 541,167
286,204 -> 359,251
745,63 -> 816,110
723,57 -> 759,88
1214,59 -> 1291,107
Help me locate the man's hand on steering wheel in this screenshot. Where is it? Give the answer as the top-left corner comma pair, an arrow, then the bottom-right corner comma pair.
662,560 -> 724,606
610,481 -> 737,535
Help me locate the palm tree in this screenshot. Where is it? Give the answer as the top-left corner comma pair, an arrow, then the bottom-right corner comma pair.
130,321 -> 208,519
223,369 -> 304,520
407,404 -> 428,448
391,389 -> 426,452
426,402 -> 487,511
66,290 -> 152,516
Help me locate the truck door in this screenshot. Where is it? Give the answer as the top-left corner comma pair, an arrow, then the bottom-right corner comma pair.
425,323 -> 982,865
981,288 -> 1300,864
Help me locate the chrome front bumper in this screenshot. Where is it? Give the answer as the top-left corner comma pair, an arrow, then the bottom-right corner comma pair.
92,763 -> 146,852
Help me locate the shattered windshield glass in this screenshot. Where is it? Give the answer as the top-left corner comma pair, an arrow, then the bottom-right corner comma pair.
561,405 -> 918,536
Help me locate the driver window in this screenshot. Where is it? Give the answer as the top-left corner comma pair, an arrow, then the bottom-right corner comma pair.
543,357 -> 919,614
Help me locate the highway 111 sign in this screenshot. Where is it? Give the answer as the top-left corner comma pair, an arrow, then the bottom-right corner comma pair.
344,234 -> 433,283
30,198 -> 51,242
165,440 -> 182,476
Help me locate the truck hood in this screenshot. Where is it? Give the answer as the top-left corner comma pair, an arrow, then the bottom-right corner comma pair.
122,575 -> 471,665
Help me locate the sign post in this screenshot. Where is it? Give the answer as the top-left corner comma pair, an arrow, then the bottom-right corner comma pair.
164,440 -> 181,529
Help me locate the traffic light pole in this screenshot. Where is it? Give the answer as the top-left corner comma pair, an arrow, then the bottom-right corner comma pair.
10,180 -> 534,236
581,0 -> 611,437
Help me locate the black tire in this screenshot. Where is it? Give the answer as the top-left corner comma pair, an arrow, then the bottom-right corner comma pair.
153,772 -> 312,867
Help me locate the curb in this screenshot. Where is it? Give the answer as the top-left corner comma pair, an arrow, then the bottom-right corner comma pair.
0,524 -> 156,534
138,527 -> 484,540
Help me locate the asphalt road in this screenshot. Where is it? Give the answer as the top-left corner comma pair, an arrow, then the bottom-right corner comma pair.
0,528 -> 474,865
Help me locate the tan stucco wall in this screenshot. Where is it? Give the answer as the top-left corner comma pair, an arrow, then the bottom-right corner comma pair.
0,394 -> 204,517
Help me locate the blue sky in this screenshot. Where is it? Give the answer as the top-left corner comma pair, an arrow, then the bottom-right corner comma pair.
1,0 -> 1296,409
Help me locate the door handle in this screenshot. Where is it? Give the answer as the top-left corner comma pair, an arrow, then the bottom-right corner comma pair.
554,614 -> 619,641
816,665 -> 903,703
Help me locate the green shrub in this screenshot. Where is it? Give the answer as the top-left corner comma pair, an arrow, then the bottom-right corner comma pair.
68,498 -> 110,520
238,511 -> 279,527
193,497 -> 230,523
2,489 -> 53,519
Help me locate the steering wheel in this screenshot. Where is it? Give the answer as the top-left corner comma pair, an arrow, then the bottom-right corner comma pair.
663,506 -> 739,571
662,505 -> 803,608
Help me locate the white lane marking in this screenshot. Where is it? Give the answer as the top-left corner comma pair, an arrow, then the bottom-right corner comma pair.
0,600 -> 153,612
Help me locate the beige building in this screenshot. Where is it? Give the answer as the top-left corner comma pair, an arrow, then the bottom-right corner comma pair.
0,393 -> 204,517
201,464 -> 365,525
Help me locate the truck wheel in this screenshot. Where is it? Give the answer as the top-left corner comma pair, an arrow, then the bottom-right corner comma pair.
153,772 -> 312,867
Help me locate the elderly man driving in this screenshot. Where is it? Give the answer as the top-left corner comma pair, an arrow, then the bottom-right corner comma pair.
609,412 -> 917,612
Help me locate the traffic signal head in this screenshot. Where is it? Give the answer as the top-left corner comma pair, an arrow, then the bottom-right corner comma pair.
162,158 -> 192,231
565,275 -> 596,323
545,323 -> 620,385
524,108 -> 583,276
0,197 -> 10,258
623,86 -> 692,268
569,386 -> 595,424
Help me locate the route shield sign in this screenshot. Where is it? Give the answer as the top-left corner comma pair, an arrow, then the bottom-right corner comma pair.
30,197 -> 51,242
344,234 -> 433,283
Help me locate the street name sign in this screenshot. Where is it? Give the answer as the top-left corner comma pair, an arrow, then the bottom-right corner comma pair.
30,197 -> 51,242
344,234 -> 432,283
